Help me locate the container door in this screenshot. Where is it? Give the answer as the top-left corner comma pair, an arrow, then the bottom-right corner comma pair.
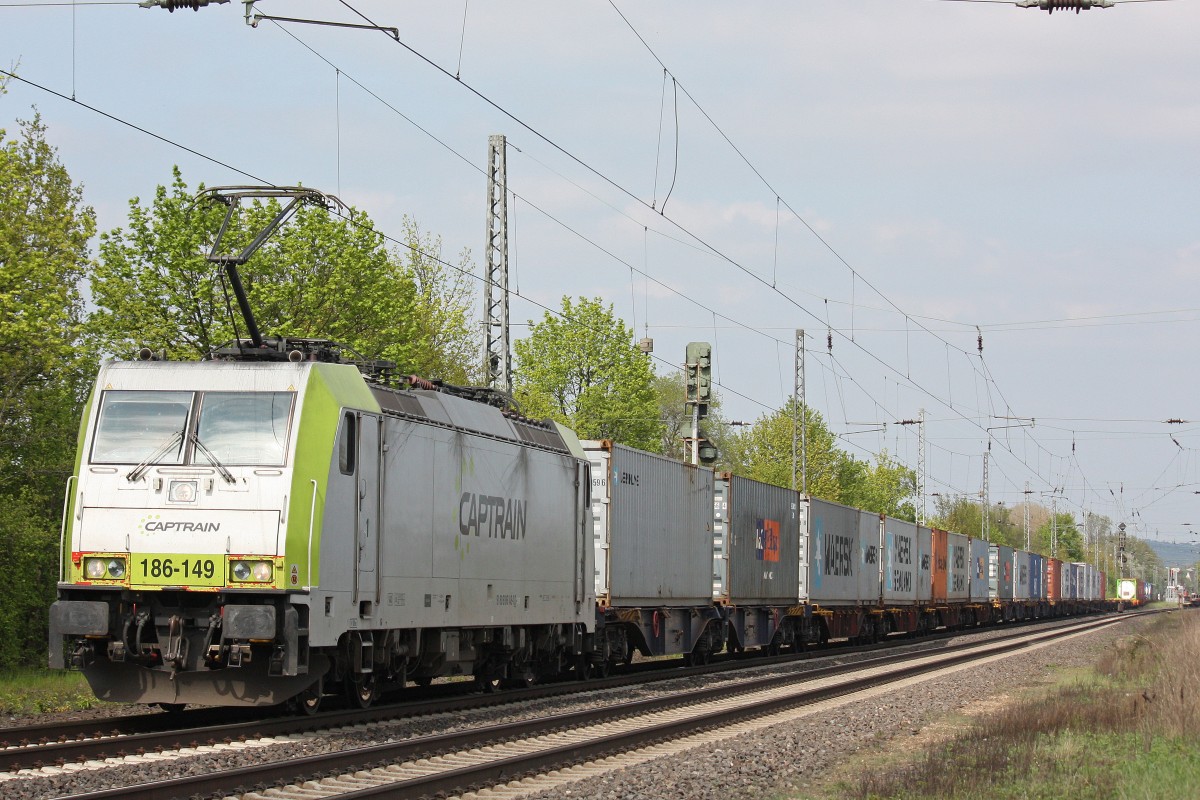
355,413 -> 381,608
589,454 -> 609,597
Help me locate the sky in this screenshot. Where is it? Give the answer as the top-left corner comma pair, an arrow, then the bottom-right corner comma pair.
3,0 -> 1199,549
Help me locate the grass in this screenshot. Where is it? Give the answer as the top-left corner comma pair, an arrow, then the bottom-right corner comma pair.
0,668 -> 111,716
796,612 -> 1200,800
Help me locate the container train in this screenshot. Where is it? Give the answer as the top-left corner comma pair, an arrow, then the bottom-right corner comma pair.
48,184 -> 1112,711
48,351 -> 1115,711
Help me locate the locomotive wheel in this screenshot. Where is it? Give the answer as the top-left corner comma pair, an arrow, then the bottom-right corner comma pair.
345,673 -> 378,709
291,677 -> 323,716
474,674 -> 502,693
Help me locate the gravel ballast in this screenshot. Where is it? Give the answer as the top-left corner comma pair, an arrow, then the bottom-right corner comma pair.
0,615 -> 1150,800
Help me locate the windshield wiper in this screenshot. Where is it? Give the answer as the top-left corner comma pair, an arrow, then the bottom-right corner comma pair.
126,430 -> 185,482
191,433 -> 236,484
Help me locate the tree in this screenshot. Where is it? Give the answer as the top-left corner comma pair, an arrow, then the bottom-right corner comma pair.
651,370 -> 734,465
723,400 -> 844,500
513,296 -> 662,451
88,169 -> 431,370
1033,512 -> 1085,561
0,109 -> 95,668
393,216 -> 477,384
838,451 -> 917,521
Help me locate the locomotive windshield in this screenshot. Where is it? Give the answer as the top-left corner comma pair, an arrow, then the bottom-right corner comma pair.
91,391 -> 192,464
194,392 -> 293,466
91,390 -> 294,467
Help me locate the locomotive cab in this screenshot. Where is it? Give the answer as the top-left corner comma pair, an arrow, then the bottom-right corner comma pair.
49,359 -> 352,707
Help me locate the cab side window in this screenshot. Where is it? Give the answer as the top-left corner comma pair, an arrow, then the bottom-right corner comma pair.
339,412 -> 357,475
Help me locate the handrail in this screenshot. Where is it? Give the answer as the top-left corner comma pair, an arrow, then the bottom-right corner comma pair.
307,479 -> 318,589
58,475 -> 76,583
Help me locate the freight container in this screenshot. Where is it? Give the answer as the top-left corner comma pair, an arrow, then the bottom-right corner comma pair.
1061,562 -> 1076,600
1074,563 -> 1090,601
969,537 -> 990,603
917,526 -> 933,604
1098,570 -> 1106,600
989,545 -> 1014,601
946,531 -> 970,602
803,498 -> 878,605
713,474 -> 801,605
1117,577 -> 1136,602
1047,557 -> 1061,602
1029,552 -> 1044,601
584,441 -> 714,606
882,518 -> 919,605
1013,549 -> 1031,602
931,529 -> 947,603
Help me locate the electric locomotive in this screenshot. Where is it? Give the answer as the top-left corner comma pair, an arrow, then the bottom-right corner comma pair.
49,188 -> 596,710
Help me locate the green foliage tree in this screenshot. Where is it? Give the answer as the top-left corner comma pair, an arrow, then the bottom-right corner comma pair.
723,400 -> 844,501
0,110 -> 95,668
1033,512 -> 1085,561
651,370 -> 734,465
838,451 -> 917,521
394,216 -> 477,383
930,496 -> 1017,544
88,169 -> 472,377
513,296 -> 662,450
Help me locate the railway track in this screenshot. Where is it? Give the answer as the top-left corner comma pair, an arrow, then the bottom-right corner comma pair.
0,610 -> 1122,772
13,611 -> 1146,800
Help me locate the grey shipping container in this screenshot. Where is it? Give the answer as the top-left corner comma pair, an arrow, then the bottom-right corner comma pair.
803,497 -> 878,605
1061,562 -> 1076,600
1073,563 -> 1092,601
584,441 -> 714,606
948,532 -> 970,602
989,544 -> 1015,601
1013,549 -> 1031,602
917,526 -> 933,603
715,474 -> 801,605
1029,553 -> 1044,600
882,518 -> 919,605
969,537 -> 990,603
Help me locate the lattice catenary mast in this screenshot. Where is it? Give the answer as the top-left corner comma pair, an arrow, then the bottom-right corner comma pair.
482,134 -> 512,394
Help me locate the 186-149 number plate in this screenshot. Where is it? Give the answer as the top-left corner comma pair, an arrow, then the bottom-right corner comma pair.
133,554 -> 223,586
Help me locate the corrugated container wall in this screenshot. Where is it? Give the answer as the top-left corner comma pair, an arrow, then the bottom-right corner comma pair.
883,518 -> 919,605
584,441 -> 714,606
917,526 -> 933,603
989,545 -> 1015,601
969,537 -> 990,603
1029,553 -> 1044,601
804,498 -> 877,605
717,474 -> 801,605
1046,557 -> 1061,602
947,532 -> 970,602
1013,549 -> 1031,601
931,529 -> 949,603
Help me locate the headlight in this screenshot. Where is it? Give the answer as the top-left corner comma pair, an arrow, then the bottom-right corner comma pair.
84,557 -> 125,580
168,480 -> 198,503
85,558 -> 108,579
107,558 -> 126,579
230,560 -> 273,583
